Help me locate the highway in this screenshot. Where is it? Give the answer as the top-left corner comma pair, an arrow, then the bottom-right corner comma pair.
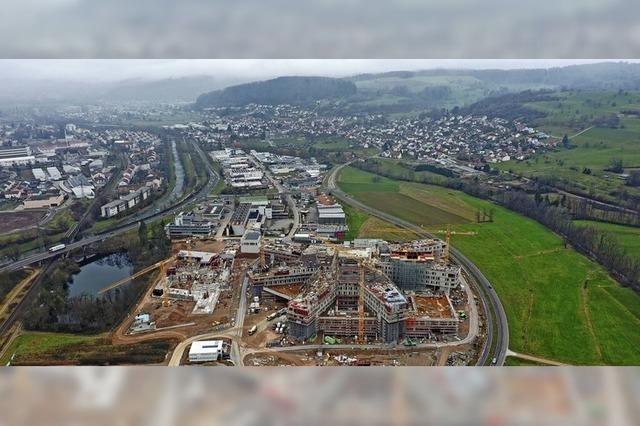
0,138 -> 219,274
325,163 -> 509,366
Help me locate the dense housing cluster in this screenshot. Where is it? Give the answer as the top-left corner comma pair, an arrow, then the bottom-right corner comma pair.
0,123 -> 164,222
178,104 -> 553,167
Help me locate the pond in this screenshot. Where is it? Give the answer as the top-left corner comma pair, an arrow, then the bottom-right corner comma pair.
68,253 -> 134,297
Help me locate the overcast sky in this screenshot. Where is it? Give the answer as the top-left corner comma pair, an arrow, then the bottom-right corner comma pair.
0,59 -> 630,83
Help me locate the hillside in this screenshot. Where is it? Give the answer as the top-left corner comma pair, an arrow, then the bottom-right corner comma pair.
195,76 -> 357,108
102,76 -> 229,103
341,62 -> 640,115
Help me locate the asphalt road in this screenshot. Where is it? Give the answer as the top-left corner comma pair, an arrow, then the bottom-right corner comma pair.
0,138 -> 219,274
248,153 -> 300,238
326,163 -> 509,366
0,137 -> 220,351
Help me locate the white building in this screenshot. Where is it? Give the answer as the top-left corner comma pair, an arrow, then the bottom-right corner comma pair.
46,167 -> 62,180
0,147 -> 35,167
241,230 -> 262,254
188,340 -> 224,363
32,168 -> 47,181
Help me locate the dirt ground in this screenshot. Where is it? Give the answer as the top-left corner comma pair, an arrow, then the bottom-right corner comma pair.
241,300 -> 287,348
244,351 -> 313,366
111,244 -> 249,348
245,347 -> 439,366
171,238 -> 226,254
0,211 -> 45,233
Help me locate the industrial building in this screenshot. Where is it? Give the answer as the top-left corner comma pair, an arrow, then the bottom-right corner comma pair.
316,203 -> 346,225
165,212 -> 214,238
188,340 -> 225,363
0,146 -> 35,166
230,203 -> 252,235
240,230 -> 262,254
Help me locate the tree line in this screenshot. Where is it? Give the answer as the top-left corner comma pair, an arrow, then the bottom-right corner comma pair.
352,159 -> 640,291
24,220 -> 171,333
496,191 -> 639,290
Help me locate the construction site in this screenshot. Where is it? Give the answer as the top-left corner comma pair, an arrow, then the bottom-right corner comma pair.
95,229 -> 482,366
244,233 -> 479,355
106,239 -> 249,341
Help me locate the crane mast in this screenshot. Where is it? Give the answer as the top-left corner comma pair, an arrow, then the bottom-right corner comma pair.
161,260 -> 171,307
443,224 -> 451,264
259,237 -> 266,270
358,259 -> 365,344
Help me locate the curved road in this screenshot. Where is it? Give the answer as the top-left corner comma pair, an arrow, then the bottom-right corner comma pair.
0,138 -> 220,341
0,139 -> 218,274
326,163 -> 509,366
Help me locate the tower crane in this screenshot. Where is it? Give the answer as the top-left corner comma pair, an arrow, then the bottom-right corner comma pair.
326,243 -> 376,344
444,224 -> 451,264
259,236 -> 266,271
98,255 -> 176,311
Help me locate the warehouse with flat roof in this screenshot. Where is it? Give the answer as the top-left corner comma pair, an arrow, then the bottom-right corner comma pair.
317,203 -> 346,225
188,340 -> 224,363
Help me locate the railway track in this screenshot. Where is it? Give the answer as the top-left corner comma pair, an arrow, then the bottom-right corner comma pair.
0,139 -> 220,344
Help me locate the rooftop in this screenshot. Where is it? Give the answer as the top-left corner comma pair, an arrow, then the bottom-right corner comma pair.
412,294 -> 455,319
189,340 -> 224,355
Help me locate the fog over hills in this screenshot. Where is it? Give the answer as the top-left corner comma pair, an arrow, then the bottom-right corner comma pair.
1,61 -> 640,106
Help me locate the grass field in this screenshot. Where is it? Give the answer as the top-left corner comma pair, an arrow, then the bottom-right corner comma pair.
0,331 -> 172,365
338,167 -> 474,226
358,217 -> 422,242
0,332 -> 101,365
338,166 -> 640,365
574,220 -> 640,257
342,203 -> 370,240
504,357 -> 547,366
495,91 -> 640,204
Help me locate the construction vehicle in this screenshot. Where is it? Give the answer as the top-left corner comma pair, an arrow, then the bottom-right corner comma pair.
402,337 -> 417,347
324,336 -> 342,345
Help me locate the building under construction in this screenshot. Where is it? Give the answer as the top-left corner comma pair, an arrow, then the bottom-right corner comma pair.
152,250 -> 231,314
248,244 -> 334,301
284,249 -> 460,343
248,239 -> 462,343
379,240 -> 461,294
